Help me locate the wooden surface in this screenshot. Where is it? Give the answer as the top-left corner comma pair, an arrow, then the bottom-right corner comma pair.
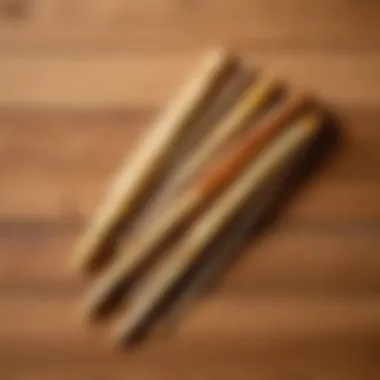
1,0 -> 380,378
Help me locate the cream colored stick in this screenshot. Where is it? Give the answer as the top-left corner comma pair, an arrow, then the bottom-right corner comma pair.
83,92 -> 309,318
71,49 -> 236,272
112,112 -> 322,344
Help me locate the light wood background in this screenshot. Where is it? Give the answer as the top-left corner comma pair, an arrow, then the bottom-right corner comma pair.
0,0 -> 380,379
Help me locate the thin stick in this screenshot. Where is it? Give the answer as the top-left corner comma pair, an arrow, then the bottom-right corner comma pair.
71,49 -> 236,272
112,112 -> 322,344
136,73 -> 280,226
83,92 -> 309,318
169,75 -> 280,191
128,66 -> 253,233
158,66 -> 254,173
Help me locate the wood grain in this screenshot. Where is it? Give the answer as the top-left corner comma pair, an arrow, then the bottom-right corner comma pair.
0,1 -> 379,52
1,110 -> 380,221
0,0 -> 379,377
0,53 -> 379,107
1,224 -> 380,296
0,296 -> 379,379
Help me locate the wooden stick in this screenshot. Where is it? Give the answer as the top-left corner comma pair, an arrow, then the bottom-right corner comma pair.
158,66 -> 254,173
112,112 -> 322,344
71,49 -> 236,272
169,75 -> 280,191
124,69 -> 270,250
83,92 -> 309,318
128,66 -> 253,233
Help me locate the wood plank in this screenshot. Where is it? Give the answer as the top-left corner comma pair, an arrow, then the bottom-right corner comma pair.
283,178 -> 380,223
0,107 -> 379,181
2,360 -> 380,380
247,52 -> 380,107
0,109 -> 149,176
0,108 -> 148,221
2,165 -> 379,222
2,336 -> 379,380
0,0 -> 379,52
0,106 -> 379,222
0,0 -> 379,378
0,53 -> 379,108
0,295 -> 379,380
0,295 -> 379,351
1,225 -> 380,296
224,226 -> 380,294
0,55 -> 195,108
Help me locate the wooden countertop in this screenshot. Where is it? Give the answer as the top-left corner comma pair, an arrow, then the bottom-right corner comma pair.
0,1 -> 379,378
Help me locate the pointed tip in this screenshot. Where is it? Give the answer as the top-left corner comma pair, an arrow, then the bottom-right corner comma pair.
69,238 -> 96,275
203,46 -> 237,69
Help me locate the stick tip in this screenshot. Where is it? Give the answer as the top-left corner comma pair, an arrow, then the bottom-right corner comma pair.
303,110 -> 324,133
80,292 -> 98,321
110,304 -> 149,347
110,317 -> 134,347
80,272 -> 118,321
204,46 -> 237,68
69,241 -> 90,273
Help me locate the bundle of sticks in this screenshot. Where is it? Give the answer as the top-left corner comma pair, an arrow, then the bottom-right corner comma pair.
71,49 -> 324,346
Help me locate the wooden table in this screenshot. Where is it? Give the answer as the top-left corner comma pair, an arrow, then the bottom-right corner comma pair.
0,1 -> 379,378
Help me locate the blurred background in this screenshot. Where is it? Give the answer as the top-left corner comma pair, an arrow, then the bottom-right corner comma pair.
0,0 -> 379,379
